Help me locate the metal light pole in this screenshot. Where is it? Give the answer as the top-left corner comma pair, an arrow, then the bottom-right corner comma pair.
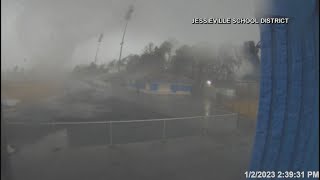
94,33 -> 104,64
118,20 -> 129,64
117,4 -> 134,72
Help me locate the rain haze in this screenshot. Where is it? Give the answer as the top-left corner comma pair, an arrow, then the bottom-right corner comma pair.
2,0 -> 263,180
1,0 -> 259,70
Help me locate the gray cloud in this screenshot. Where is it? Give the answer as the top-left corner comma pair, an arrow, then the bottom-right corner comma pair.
1,0 -> 259,71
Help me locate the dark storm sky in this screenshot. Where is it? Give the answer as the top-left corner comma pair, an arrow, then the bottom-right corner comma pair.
1,0 -> 259,70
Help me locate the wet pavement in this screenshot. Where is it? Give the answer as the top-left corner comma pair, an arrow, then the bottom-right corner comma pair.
3,78 -> 256,180
9,130 -> 253,180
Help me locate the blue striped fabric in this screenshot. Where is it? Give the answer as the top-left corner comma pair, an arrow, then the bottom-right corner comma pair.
262,23 -> 288,171
250,0 -> 318,177
293,17 -> 318,173
250,24 -> 273,171
276,21 -> 303,171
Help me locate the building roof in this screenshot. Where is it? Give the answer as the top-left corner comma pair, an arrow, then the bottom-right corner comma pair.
125,71 -> 193,84
143,73 -> 193,84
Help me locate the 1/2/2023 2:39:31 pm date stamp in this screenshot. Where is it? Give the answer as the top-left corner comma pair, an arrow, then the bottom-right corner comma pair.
245,171 -> 319,179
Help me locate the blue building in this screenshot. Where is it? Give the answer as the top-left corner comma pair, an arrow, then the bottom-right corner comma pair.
127,73 -> 193,95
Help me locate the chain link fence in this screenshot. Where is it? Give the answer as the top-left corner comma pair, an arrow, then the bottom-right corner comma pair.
5,113 -> 238,147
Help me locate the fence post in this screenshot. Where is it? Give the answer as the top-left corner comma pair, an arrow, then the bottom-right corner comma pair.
109,121 -> 113,147
202,116 -> 209,136
1,108 -> 13,180
161,119 -> 167,143
248,100 -> 250,116
247,83 -> 250,116
236,113 -> 239,129
51,118 -> 55,133
206,116 -> 209,135
232,101 -> 235,112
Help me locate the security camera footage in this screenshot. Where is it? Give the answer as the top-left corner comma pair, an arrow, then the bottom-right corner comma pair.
1,0 -> 319,180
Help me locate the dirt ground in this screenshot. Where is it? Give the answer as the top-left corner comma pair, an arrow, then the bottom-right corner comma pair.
1,80 -> 65,103
224,99 -> 258,120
